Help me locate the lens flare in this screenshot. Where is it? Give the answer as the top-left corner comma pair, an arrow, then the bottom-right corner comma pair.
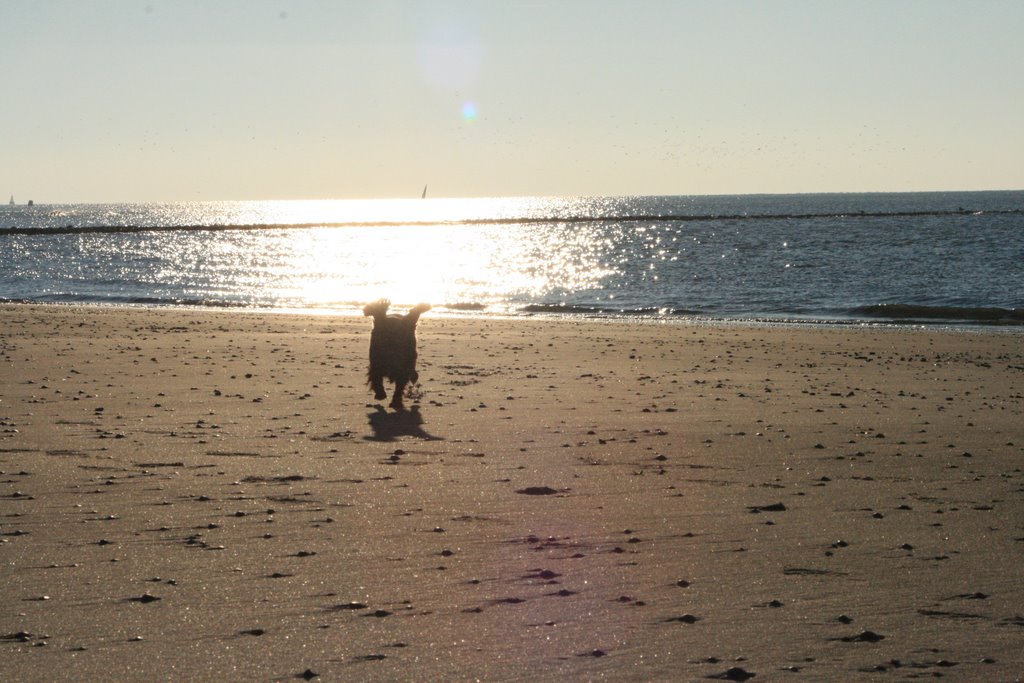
415,21 -> 482,91
462,101 -> 478,122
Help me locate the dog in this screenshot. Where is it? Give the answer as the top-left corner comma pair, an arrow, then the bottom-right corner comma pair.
363,299 -> 430,410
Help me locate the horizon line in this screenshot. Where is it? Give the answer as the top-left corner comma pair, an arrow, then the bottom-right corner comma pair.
5,187 -> 1024,205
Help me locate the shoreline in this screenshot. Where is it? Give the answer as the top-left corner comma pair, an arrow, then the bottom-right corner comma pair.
2,303 -> 1022,680
2,300 -> 1021,334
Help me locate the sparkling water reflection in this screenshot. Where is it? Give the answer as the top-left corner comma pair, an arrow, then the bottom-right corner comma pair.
2,193 -> 1022,325
46,202 -> 621,312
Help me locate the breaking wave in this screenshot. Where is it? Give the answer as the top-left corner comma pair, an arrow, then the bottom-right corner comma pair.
851,304 -> 1024,325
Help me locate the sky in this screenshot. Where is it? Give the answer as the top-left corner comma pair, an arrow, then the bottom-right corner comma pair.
1,1 -> 1022,202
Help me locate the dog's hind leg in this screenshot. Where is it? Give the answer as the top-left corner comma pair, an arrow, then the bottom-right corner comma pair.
389,379 -> 407,410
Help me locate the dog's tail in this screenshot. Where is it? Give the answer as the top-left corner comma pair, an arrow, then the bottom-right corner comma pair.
363,299 -> 391,322
405,303 -> 431,325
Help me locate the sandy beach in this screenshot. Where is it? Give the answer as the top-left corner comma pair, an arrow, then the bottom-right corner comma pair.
1,304 -> 1022,681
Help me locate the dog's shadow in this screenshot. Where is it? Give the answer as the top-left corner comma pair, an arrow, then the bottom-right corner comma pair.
365,405 -> 443,442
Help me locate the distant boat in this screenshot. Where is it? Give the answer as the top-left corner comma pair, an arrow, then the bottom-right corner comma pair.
8,195 -> 13,206
421,185 -> 427,199
27,200 -> 34,207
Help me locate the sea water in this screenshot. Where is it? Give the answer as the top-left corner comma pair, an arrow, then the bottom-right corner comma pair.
1,192 -> 1022,327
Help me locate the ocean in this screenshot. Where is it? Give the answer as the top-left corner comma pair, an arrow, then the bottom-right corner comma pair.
1,191 -> 1022,328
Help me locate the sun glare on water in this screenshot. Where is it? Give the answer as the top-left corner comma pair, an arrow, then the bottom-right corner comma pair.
224,197 -> 612,314
284,223 -> 500,310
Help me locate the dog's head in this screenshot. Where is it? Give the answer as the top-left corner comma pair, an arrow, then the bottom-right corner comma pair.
363,300 -> 431,327
363,299 -> 391,321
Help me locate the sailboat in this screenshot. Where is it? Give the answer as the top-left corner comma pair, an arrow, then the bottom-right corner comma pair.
421,185 -> 427,199
8,195 -> 13,206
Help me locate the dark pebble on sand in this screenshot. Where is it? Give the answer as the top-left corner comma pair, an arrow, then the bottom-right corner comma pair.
667,613 -> 699,623
709,667 -> 756,681
364,609 -> 393,618
300,669 -> 318,680
240,628 -> 265,636
747,502 -> 786,513
130,593 -> 161,603
839,630 -> 885,642
516,486 -> 558,495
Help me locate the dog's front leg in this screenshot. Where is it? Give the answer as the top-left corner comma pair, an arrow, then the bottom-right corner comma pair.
369,372 -> 387,401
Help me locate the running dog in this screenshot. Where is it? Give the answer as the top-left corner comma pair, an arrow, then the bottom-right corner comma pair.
363,299 -> 430,410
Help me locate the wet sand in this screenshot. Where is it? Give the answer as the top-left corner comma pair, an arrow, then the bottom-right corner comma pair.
1,304 -> 1022,681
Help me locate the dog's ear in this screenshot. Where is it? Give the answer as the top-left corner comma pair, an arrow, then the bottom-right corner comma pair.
405,303 -> 431,325
363,299 -> 391,319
